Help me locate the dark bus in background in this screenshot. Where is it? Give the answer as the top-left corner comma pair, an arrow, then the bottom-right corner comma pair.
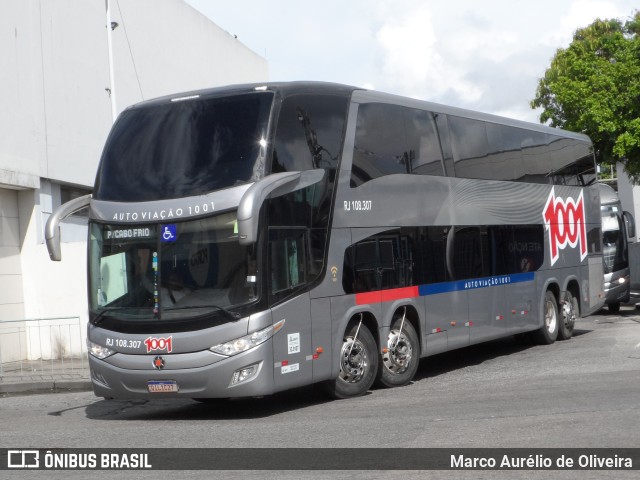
599,183 -> 635,313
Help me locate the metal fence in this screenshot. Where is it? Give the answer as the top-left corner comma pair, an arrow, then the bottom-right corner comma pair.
0,317 -> 88,381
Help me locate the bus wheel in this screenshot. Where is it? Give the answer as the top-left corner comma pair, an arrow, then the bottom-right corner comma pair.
325,321 -> 378,399
376,314 -> 419,388
558,292 -> 578,340
608,302 -> 621,314
533,290 -> 559,345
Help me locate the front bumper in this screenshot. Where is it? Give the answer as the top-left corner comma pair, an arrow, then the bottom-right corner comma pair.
89,340 -> 274,399
604,273 -> 631,304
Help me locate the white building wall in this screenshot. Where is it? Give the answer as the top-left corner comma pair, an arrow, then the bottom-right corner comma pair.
617,162 -> 640,235
109,0 -> 269,113
0,0 -> 267,360
616,163 -> 640,296
0,189 -> 24,321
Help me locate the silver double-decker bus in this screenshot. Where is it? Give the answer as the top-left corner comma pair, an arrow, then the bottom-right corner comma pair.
46,82 -> 604,400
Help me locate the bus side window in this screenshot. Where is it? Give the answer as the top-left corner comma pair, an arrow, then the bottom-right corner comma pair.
449,116 -> 489,181
271,94 -> 348,173
512,226 -> 544,272
488,226 -> 515,275
353,240 -> 378,292
351,104 -> 412,186
449,227 -> 486,280
269,229 -> 307,296
410,110 -> 444,177
342,231 -> 413,293
351,104 -> 446,187
488,225 -> 544,275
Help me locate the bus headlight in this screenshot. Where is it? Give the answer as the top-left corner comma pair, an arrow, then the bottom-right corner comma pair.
87,339 -> 115,359
210,319 -> 285,357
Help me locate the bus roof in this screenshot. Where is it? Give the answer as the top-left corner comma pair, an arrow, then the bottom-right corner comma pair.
124,81 -> 591,144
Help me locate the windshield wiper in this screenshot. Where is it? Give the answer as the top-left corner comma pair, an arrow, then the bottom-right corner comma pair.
91,307 -> 146,325
163,304 -> 241,321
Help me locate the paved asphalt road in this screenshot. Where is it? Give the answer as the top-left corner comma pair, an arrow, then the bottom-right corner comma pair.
1,307 -> 639,479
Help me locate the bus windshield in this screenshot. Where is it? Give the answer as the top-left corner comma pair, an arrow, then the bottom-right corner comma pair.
601,205 -> 626,274
88,211 -> 258,324
93,92 -> 274,202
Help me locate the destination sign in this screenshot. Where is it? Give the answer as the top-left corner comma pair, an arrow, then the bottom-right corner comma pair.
105,228 -> 153,240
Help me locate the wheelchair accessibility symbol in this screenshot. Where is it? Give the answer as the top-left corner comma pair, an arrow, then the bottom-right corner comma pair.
161,224 -> 177,243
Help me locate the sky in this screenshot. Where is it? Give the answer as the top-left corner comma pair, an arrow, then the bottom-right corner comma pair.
184,0 -> 638,124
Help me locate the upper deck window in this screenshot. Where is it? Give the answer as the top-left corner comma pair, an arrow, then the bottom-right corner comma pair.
271,94 -> 349,173
94,92 -> 274,202
351,103 -> 445,187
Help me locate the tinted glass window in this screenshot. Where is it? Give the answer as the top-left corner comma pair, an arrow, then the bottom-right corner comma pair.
520,131 -> 552,182
343,224 -> 545,294
343,231 -> 413,293
434,114 -> 455,176
94,93 -> 273,202
485,123 -> 524,181
271,94 -> 348,173
450,227 -> 488,280
411,110 -> 444,176
352,104 -> 412,186
351,104 -> 444,186
511,225 -> 544,272
449,116 -> 489,179
269,228 -> 307,294
267,178 -> 334,303
412,226 -> 448,284
550,138 -> 596,186
447,116 -> 592,184
268,94 -> 347,302
488,225 -> 544,274
263,94 -> 349,304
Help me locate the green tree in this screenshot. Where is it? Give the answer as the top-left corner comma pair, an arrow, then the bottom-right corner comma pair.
531,12 -> 640,181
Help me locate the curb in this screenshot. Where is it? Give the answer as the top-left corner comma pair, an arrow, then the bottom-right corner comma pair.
0,379 -> 92,395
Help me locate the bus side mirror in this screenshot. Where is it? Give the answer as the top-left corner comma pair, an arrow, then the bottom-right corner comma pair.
45,194 -> 92,261
237,169 -> 325,245
623,211 -> 636,240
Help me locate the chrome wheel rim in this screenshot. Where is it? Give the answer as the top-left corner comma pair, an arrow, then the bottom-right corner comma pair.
562,300 -> 576,330
545,298 -> 557,333
383,329 -> 413,375
339,337 -> 368,383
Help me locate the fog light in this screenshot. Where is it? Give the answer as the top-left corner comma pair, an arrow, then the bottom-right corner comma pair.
91,369 -> 110,387
618,277 -> 626,284
231,363 -> 260,386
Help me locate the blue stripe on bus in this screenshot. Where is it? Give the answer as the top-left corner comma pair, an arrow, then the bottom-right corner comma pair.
354,272 -> 536,305
418,272 -> 535,296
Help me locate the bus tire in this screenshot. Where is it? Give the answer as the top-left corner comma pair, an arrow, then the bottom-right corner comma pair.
608,302 -> 621,314
558,292 -> 578,340
533,290 -> 559,345
376,315 -> 419,388
324,322 -> 378,399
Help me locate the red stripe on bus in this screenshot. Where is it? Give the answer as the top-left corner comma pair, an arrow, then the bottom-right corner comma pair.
355,286 -> 419,305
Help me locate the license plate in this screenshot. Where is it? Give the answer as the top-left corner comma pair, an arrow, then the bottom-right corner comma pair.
147,380 -> 179,393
